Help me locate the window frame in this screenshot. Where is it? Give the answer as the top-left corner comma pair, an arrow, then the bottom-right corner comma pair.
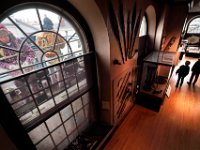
0,2 -> 97,150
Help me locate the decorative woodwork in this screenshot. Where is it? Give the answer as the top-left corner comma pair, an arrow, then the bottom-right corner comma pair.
108,0 -> 141,64
112,68 -> 136,124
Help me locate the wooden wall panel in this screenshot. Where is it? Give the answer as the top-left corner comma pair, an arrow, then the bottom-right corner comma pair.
112,67 -> 137,124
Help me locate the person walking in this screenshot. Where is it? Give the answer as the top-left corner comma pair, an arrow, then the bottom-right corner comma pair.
187,58 -> 200,86
176,60 -> 190,88
43,14 -> 54,30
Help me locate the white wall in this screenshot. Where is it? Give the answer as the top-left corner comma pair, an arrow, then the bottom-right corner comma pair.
68,0 -> 111,99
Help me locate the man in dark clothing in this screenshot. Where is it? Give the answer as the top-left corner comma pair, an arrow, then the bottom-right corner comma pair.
187,58 -> 200,86
176,60 -> 190,88
43,14 -> 54,30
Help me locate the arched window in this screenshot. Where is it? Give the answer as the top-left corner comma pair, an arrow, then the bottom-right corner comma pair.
139,16 -> 147,37
0,3 -> 96,150
0,5 -> 88,79
187,17 -> 200,33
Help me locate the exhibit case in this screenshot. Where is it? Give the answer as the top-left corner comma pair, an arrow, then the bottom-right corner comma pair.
137,51 -> 176,110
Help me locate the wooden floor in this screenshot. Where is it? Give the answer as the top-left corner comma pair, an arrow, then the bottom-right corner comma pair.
104,56 -> 200,150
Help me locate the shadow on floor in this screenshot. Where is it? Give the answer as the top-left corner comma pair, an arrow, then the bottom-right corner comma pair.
135,93 -> 163,112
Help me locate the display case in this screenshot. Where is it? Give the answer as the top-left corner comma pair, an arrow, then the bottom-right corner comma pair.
137,51 -> 176,111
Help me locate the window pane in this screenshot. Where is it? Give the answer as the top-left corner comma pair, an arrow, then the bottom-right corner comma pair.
72,98 -> 83,113
62,60 -> 76,78
68,130 -> 78,142
0,18 -> 25,50
34,32 -> 67,59
75,109 -> 85,127
187,18 -> 200,33
57,138 -> 69,150
46,65 -> 62,85
60,105 -> 73,122
64,117 -> 76,135
10,9 -> 41,34
67,79 -> 78,97
13,97 -> 39,124
28,123 -> 49,144
82,92 -> 90,106
38,99 -> 55,114
68,33 -> 82,53
84,104 -> 90,120
1,78 -> 30,103
51,125 -> 66,145
77,71 -> 87,90
38,9 -> 60,31
28,71 -> 48,93
139,16 -> 147,37
46,113 -> 62,132
78,118 -> 89,133
36,136 -> 54,150
54,90 -> 67,104
34,89 -> 51,105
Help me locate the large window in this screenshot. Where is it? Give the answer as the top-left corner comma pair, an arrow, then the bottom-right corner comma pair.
0,3 -> 96,150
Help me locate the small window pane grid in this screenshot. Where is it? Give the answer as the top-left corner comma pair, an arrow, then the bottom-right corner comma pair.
0,55 -> 93,125
187,18 -> 200,33
28,92 -> 91,150
0,63 -> 93,149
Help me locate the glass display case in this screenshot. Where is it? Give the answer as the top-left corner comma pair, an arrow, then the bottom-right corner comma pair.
137,51 -> 176,110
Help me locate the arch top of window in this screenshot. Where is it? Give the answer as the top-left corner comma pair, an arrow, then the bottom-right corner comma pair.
139,16 -> 147,37
0,4 -> 89,77
187,17 -> 200,34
